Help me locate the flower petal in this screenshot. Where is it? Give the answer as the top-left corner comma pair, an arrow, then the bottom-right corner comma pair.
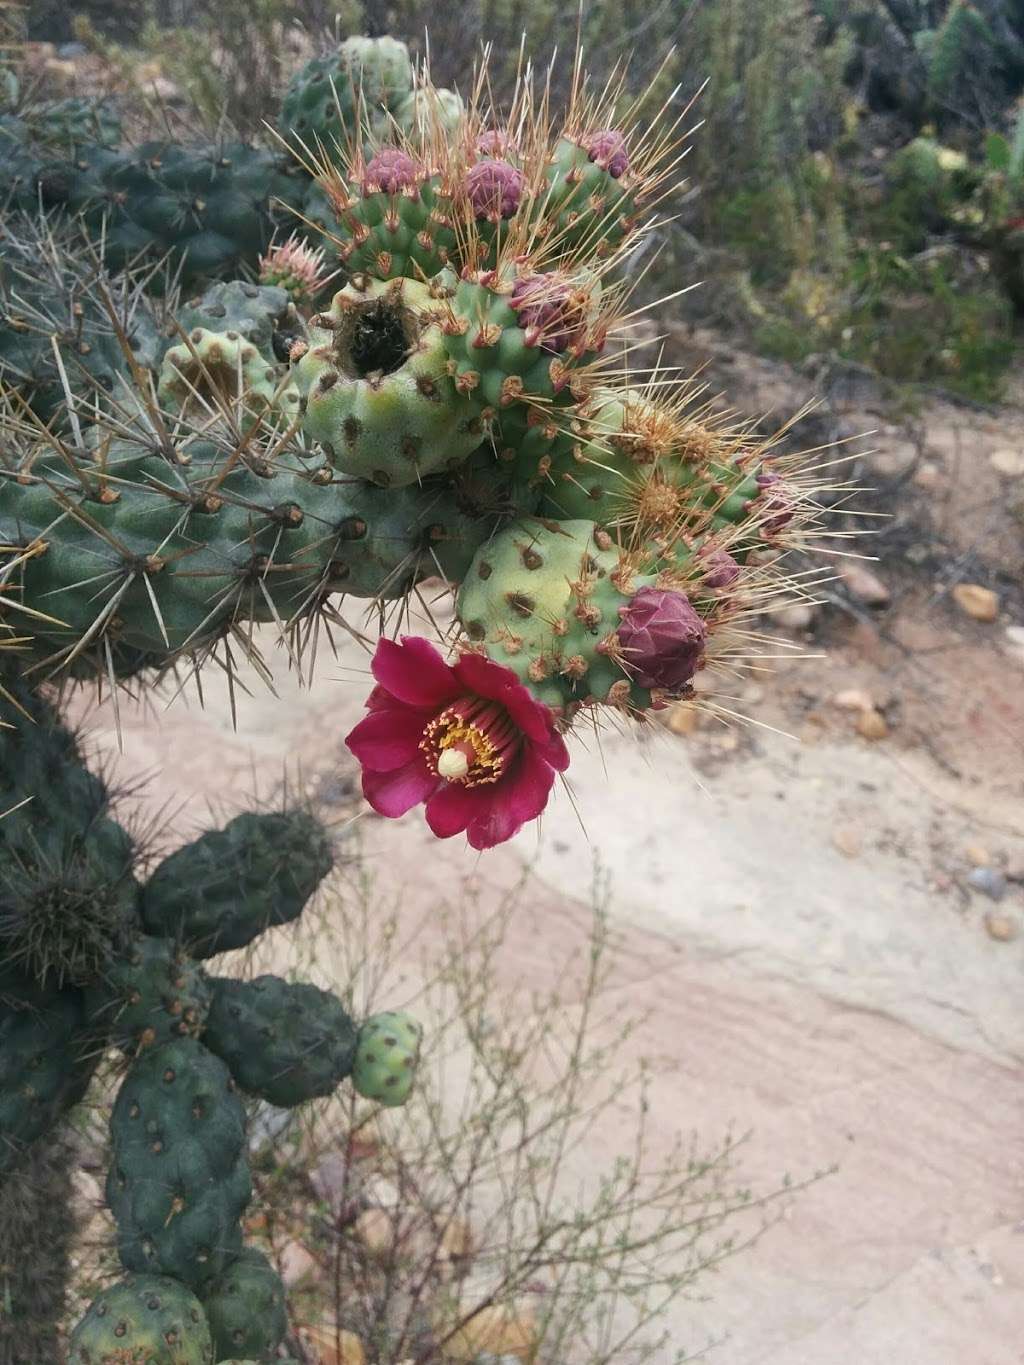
362,755 -> 437,818
531,728 -> 571,773
372,637 -> 461,708
346,708 -> 428,773
364,683 -> 434,715
453,651 -> 552,743
460,746 -> 557,850
423,781 -> 482,839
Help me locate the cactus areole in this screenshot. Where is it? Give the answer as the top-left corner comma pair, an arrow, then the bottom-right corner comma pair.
345,636 -> 569,849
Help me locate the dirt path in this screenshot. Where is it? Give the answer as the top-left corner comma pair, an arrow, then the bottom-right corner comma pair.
65,353 -> 1024,1364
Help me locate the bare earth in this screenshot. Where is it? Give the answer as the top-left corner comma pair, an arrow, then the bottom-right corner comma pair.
67,353 -> 1024,1365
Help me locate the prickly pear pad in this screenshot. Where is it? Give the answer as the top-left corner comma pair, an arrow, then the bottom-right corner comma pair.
68,1274 -> 213,1365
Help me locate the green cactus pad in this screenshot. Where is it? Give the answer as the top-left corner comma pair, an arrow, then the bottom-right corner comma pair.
201,1247 -> 287,1361
0,418 -> 482,678
352,1010 -> 422,1108
34,141 -> 302,292
85,936 -> 212,1055
296,274 -> 485,486
107,1038 -> 251,1290
202,975 -> 357,1108
280,36 -> 413,152
0,971 -> 97,1174
456,518 -> 662,711
0,673 -> 139,986
535,135 -> 642,260
68,1274 -> 214,1365
158,327 -> 300,422
139,811 -> 333,959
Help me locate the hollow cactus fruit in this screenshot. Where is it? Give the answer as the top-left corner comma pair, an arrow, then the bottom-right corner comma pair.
200,1247 -> 287,1362
106,1038 -> 251,1289
139,811 -> 333,959
202,975 -> 358,1107
295,274 -> 485,486
68,1275 -> 214,1365
351,1010 -> 423,1107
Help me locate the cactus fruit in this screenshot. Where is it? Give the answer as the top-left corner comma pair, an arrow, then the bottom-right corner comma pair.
351,1010 -> 422,1107
302,149 -> 461,284
107,1038 -> 252,1289
295,275 -> 485,486
202,975 -> 357,1107
68,1274 -> 214,1365
0,1132 -> 76,1364
139,810 -> 333,958
85,935 -> 212,1055
0,970 -> 97,1173
201,1247 -> 287,1361
280,36 -> 414,152
34,141 -> 301,291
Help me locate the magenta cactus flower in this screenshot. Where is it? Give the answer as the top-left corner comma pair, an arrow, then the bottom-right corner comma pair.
363,147 -> 420,195
583,129 -> 629,178
616,588 -> 707,690
466,158 -> 525,222
346,636 -> 570,850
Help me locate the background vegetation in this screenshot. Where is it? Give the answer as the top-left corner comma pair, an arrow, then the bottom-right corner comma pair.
22,0 -> 1024,396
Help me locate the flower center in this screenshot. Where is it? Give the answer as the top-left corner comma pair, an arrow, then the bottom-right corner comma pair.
421,696 -> 520,786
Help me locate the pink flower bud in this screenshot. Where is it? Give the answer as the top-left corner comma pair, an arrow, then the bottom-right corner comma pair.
466,158 -> 524,221
509,272 -> 584,354
583,129 -> 629,178
699,547 -> 741,591
616,588 -> 706,691
363,148 -> 419,196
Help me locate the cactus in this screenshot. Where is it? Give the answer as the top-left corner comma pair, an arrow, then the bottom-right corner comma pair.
352,1010 -> 423,1108
28,141 -> 302,292
200,1247 -> 287,1362
107,1037 -> 252,1289
140,810 -> 333,959
68,1274 -> 214,1365
0,673 -> 139,987
0,969 -> 97,1174
85,935 -> 212,1055
0,214 -> 162,426
202,975 -> 357,1107
0,396 -> 489,678
0,1131 -> 76,1363
280,36 -> 414,153
294,274 -> 486,486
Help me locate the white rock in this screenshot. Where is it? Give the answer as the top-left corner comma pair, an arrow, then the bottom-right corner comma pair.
833,688 -> 874,712
989,448 -> 1024,478
840,562 -> 891,607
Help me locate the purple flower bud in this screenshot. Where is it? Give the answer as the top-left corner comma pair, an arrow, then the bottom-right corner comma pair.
509,272 -> 582,353
616,588 -> 707,691
583,129 -> 630,178
757,485 -> 795,538
699,547 -> 741,591
466,158 -> 524,221
363,148 -> 419,196
477,128 -> 514,157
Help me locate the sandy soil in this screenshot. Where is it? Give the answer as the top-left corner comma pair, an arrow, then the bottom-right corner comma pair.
63,343 -> 1024,1365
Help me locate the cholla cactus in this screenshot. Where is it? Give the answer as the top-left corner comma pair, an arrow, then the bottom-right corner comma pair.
0,38 -> 846,1358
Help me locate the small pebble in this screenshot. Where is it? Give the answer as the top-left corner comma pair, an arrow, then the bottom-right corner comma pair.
984,911 -> 1019,942
964,844 -> 991,868
952,584 -> 999,623
966,867 -> 1007,901
989,448 -> 1024,478
833,687 -> 874,712
839,562 -> 891,607
856,708 -> 888,740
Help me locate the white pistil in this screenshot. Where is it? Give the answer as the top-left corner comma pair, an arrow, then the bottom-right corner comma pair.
437,748 -> 471,780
